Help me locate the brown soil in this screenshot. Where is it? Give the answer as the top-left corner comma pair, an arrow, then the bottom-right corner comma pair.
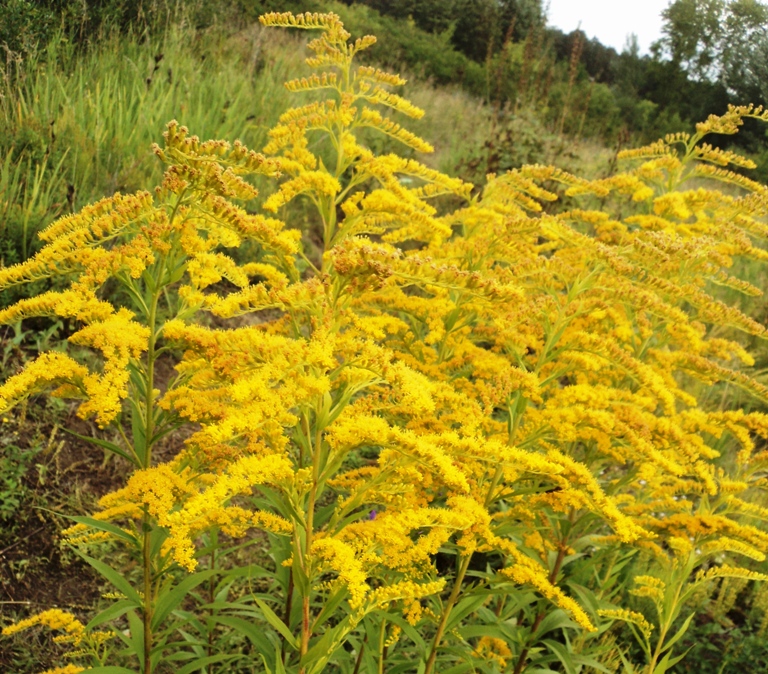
0,399 -> 132,671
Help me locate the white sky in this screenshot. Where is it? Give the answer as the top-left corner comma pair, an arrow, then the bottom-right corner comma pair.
545,0 -> 670,54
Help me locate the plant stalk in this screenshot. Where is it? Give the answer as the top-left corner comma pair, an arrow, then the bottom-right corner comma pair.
141,279 -> 162,674
424,554 -> 473,674
512,531 -> 570,674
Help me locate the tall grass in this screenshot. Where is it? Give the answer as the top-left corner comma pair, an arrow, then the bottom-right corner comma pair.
0,17 -> 492,267
0,24 -> 296,240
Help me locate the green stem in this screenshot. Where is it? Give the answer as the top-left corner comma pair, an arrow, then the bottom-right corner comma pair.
352,634 -> 367,674
300,421 -> 323,672
144,289 -> 160,468
424,554 -> 473,674
207,530 -> 217,673
511,520 -> 571,674
378,620 -> 389,674
141,275 -> 162,674
647,622 -> 670,674
646,573 -> 685,674
142,515 -> 153,674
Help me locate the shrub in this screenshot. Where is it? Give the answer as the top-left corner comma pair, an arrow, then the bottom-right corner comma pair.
2,12 -> 768,674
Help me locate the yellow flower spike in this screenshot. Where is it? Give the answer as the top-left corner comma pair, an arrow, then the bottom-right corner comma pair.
160,454 -> 294,570
695,565 -> 768,583
598,609 -> 654,640
358,107 -> 434,153
362,87 -> 425,119
0,352 -> 89,414
700,537 -> 766,562
500,554 -> 596,632
311,538 -> 369,610
384,623 -> 402,648
263,171 -> 342,212
366,579 -> 446,608
2,609 -> 86,644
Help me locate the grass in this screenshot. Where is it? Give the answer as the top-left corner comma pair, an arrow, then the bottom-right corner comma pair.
0,17 -> 501,266
1,23 -> 294,248
0,8 -> 618,265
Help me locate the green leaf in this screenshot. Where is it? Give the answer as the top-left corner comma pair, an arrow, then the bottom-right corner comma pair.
261,648 -> 288,674
168,261 -> 188,284
214,615 -> 275,658
534,609 -> 577,638
152,569 -> 220,630
175,626 -> 207,655
128,397 -> 147,459
261,644 -> 287,674
260,654 -> 274,674
142,269 -> 157,294
459,624 -> 510,641
257,487 -> 302,525
254,597 -> 299,650
303,616 -> 353,674
311,586 -> 347,631
149,420 -> 184,448
150,525 -> 170,560
568,582 -> 600,615
544,639 -> 577,674
221,563 -> 271,582
78,552 -> 142,604
653,646 -> 691,674
213,580 -> 234,604
86,598 -> 140,630
441,665 -> 474,674
445,593 -> 487,631
618,649 -> 638,673
128,362 -> 148,399
175,654 -> 238,674
314,499 -> 337,529
62,428 -> 138,466
125,610 -> 145,665
85,668 -> 137,674
662,612 -> 695,652
292,554 -> 310,598
571,655 -> 613,673
164,651 -> 201,662
66,515 -> 139,546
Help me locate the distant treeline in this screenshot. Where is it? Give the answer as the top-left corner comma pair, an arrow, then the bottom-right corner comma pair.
341,0 -> 768,149
2,0 -> 767,157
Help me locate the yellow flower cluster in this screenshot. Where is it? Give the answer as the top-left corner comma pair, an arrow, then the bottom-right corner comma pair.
473,636 -> 513,667
0,119 -> 300,428
5,11 -> 768,673
2,608 -> 86,642
139,20 -> 768,659
0,609 -> 110,673
597,609 -> 654,640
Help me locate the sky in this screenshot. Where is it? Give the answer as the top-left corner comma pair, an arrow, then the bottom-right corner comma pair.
545,0 -> 671,54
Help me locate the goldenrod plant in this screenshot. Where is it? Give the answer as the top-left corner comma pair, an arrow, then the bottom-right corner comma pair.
2,11 -> 768,674
0,118 -> 296,673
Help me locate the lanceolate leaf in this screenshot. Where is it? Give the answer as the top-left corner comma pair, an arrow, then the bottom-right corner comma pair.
78,552 -> 142,604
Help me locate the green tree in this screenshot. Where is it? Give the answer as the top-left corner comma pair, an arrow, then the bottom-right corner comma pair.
660,0 -> 768,102
340,0 -> 546,62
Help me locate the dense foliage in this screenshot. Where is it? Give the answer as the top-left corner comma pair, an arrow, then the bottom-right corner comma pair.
3,11 -> 768,674
4,0 -> 768,148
